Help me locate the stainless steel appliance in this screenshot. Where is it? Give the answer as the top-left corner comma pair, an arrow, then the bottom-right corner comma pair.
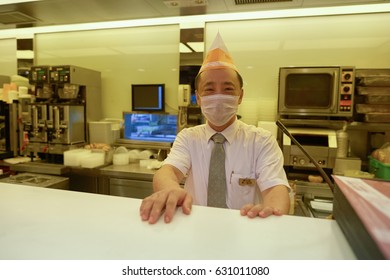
47,104 -> 85,144
29,66 -> 52,99
278,66 -> 355,118
21,65 -> 101,162
282,127 -> 338,169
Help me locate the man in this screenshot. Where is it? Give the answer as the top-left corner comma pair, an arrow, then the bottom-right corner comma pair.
140,33 -> 290,224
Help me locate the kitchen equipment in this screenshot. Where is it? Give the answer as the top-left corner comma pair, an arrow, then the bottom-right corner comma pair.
47,104 -> 85,145
278,66 -> 355,118
58,84 -> 79,99
29,66 -> 53,100
0,172 -> 68,189
281,127 -> 338,169
21,65 -> 101,163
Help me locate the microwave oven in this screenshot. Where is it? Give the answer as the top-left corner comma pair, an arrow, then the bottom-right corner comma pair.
278,66 -> 355,117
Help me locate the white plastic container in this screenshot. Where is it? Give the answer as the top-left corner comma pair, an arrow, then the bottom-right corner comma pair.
64,149 -> 92,166
113,153 -> 129,165
80,153 -> 105,168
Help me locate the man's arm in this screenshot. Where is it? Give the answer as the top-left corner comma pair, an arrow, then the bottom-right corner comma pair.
139,164 -> 192,224
240,185 -> 290,218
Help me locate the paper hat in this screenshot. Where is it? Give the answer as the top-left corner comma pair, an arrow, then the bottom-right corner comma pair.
198,32 -> 238,74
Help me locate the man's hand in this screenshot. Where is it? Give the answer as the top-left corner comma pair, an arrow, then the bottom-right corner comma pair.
240,185 -> 290,218
139,188 -> 193,224
240,203 -> 283,218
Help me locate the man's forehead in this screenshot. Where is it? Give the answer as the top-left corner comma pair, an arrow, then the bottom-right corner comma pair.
199,69 -> 238,83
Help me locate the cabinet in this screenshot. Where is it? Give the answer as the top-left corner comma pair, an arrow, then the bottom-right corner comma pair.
109,178 -> 153,199
99,163 -> 155,199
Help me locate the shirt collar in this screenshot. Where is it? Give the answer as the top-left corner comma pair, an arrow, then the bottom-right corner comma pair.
205,118 -> 239,144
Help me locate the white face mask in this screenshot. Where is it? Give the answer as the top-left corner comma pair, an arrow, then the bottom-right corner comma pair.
200,94 -> 240,126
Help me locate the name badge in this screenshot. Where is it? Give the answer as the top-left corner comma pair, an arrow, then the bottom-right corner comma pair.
239,178 -> 256,187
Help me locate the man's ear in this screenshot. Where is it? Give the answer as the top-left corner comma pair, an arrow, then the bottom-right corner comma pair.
238,88 -> 244,104
196,90 -> 201,106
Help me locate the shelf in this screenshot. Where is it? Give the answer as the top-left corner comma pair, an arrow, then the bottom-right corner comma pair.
279,119 -> 390,132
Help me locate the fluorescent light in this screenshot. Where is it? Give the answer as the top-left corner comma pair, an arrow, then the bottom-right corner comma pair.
16,50 -> 34,59
0,3 -> 390,38
180,43 -> 193,53
187,42 -> 204,52
0,0 -> 42,5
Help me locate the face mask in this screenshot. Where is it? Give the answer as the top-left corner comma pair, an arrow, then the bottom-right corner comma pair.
200,94 -> 240,126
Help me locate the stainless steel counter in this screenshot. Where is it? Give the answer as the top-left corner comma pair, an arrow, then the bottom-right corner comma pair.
10,161 -> 70,175
99,163 -> 156,198
0,172 -> 69,189
99,163 -> 156,181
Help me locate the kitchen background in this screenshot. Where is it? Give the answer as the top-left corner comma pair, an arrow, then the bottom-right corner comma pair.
0,0 -> 389,218
0,1 -> 389,123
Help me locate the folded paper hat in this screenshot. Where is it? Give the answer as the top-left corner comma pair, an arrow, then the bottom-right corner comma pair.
198,32 -> 238,74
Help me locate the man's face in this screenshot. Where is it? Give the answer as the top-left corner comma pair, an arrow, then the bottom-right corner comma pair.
196,68 -> 243,104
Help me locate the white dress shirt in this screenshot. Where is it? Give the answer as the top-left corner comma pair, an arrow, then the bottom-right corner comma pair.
164,119 -> 289,209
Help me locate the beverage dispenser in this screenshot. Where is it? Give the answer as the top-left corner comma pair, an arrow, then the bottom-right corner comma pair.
47,104 -> 85,145
21,65 -> 101,162
21,66 -> 53,157
46,65 -> 101,160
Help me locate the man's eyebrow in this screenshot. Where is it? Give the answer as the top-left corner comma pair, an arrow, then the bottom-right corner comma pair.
201,81 -> 236,88
202,81 -> 215,87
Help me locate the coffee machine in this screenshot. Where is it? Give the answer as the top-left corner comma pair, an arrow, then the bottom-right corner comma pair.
22,65 -> 101,162
21,66 -> 52,156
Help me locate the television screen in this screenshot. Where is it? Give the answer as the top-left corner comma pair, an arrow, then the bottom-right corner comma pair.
131,84 -> 165,112
123,112 -> 177,143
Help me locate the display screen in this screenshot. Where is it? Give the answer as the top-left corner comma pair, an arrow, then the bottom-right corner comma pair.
285,73 -> 333,108
123,112 -> 177,143
131,84 -> 165,112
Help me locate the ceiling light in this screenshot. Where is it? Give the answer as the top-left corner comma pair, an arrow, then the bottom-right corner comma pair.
164,0 -> 207,8
187,42 -> 204,52
1,3 -> 390,38
180,43 -> 193,53
0,0 -> 42,5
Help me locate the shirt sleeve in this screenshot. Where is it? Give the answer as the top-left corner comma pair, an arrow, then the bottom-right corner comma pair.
163,128 -> 192,176
255,133 -> 290,192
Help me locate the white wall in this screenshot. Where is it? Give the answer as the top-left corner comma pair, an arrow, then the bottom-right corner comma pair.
0,38 -> 17,77
206,13 -> 390,125
35,25 -> 180,118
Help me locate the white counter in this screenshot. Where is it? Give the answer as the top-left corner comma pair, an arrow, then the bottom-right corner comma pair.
0,183 -> 355,260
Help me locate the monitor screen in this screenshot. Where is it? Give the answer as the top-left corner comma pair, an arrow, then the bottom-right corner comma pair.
285,73 -> 333,108
123,112 -> 177,143
131,84 -> 165,112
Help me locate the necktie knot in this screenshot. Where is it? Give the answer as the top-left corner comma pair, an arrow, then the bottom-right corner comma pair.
212,133 -> 226,144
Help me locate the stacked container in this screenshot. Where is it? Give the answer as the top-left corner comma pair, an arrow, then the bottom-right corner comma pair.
355,69 -> 390,123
